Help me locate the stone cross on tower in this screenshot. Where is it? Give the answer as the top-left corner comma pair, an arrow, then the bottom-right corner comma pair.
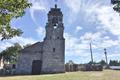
54,0 -> 58,8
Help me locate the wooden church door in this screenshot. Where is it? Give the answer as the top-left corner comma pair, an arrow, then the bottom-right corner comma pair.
32,60 -> 42,75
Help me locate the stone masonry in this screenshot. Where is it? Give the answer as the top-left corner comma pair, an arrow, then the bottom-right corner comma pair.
16,4 -> 65,75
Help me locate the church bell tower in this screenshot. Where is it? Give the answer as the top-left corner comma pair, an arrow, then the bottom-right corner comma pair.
45,4 -> 64,40
42,3 -> 65,73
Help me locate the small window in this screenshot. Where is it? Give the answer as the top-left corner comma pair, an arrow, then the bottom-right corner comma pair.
53,48 -> 55,52
12,64 -> 16,69
50,36 -> 51,39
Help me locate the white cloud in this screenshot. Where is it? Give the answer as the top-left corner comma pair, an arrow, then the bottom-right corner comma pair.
36,26 -> 45,41
0,42 -> 12,52
64,33 -> 90,57
96,6 -> 120,36
9,37 -> 37,45
64,0 -> 81,24
29,0 -> 48,25
64,0 -> 104,24
80,31 -> 120,49
84,3 -> 120,36
0,37 -> 37,52
108,54 -> 120,58
75,26 -> 83,33
80,32 -> 102,41
79,2 -> 120,49
97,39 -> 119,49
64,0 -> 81,14
83,0 -> 102,21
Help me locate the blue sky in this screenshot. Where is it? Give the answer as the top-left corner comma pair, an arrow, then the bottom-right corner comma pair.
0,0 -> 120,64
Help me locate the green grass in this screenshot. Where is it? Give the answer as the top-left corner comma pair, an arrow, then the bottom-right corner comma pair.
0,70 -> 120,80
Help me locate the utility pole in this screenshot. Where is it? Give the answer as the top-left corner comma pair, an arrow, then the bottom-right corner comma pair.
90,42 -> 93,64
104,48 -> 108,65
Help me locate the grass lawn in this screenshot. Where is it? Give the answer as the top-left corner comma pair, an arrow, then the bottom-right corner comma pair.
0,70 -> 120,80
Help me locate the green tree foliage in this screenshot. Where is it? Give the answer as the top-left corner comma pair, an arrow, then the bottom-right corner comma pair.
0,0 -> 31,40
109,60 -> 120,66
111,0 -> 120,13
0,43 -> 22,64
87,61 -> 97,65
99,60 -> 107,66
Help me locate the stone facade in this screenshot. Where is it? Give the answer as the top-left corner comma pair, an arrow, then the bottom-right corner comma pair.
16,5 -> 65,75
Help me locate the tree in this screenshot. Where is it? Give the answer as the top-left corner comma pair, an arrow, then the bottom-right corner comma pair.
111,0 -> 120,13
0,0 -> 31,40
99,60 -> 106,66
109,60 -> 120,66
88,61 -> 97,65
0,43 -> 22,64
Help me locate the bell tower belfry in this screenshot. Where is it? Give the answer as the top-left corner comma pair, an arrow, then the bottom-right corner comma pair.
44,4 -> 64,40
42,3 -> 65,73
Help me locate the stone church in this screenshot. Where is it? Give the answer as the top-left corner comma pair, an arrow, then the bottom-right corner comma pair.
16,4 -> 65,75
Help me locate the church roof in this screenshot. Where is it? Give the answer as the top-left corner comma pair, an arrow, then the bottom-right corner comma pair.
20,42 -> 43,53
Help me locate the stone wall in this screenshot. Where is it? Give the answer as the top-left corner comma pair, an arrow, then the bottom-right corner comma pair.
15,42 -> 43,74
42,39 -> 65,73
